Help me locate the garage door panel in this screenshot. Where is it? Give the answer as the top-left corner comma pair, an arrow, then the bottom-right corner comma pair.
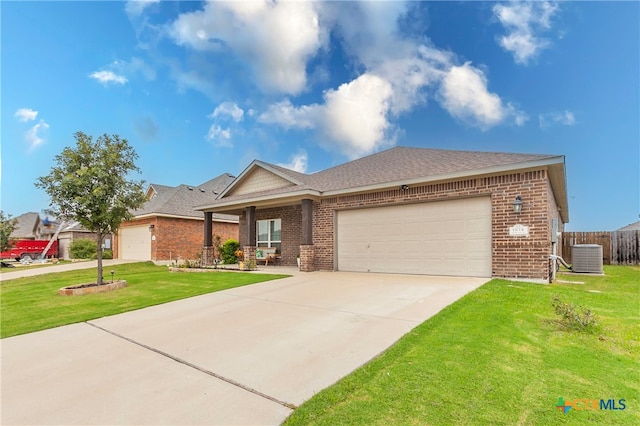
337,197 -> 491,277
119,226 -> 151,261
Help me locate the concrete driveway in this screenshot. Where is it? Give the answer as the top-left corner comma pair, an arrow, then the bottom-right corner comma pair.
1,271 -> 489,425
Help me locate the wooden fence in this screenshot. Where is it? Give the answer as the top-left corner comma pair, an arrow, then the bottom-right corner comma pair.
561,231 -> 639,265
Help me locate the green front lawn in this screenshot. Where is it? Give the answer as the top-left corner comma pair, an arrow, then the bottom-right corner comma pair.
285,266 -> 639,425
1,262 -> 288,338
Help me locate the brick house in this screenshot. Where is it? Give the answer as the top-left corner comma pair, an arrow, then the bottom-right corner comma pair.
58,222 -> 112,260
114,173 -> 238,262
197,147 -> 568,282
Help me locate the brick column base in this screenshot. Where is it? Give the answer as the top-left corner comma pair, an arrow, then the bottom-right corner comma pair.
243,246 -> 256,267
202,246 -> 215,266
299,244 -> 315,272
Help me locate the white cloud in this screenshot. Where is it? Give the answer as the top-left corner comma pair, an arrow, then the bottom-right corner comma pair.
162,1 -> 530,159
321,74 -> 394,158
125,0 -> 160,18
259,99 -> 319,130
539,110 -> 576,129
206,125 -> 233,148
89,70 -> 128,85
169,0 -> 324,94
25,120 -> 49,150
209,102 -> 244,123
261,73 -> 394,159
512,107 -> 530,126
278,151 -> 308,173
15,108 -> 38,122
112,57 -> 156,81
493,1 -> 559,65
438,63 -> 509,129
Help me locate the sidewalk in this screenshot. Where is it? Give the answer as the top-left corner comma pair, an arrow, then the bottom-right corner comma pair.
0,259 -> 141,282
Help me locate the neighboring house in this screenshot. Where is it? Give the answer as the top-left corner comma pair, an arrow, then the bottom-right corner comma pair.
114,173 -> 239,261
57,222 -> 112,260
10,213 -> 107,259
10,212 -> 60,240
197,146 -> 569,282
616,221 -> 640,232
10,212 -> 43,239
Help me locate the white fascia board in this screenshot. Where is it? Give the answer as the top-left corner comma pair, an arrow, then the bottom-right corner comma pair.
216,160 -> 258,199
323,156 -> 566,197
131,213 -> 203,221
196,189 -> 321,211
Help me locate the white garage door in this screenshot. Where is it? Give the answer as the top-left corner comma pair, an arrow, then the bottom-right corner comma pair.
119,226 -> 151,260
337,197 -> 492,277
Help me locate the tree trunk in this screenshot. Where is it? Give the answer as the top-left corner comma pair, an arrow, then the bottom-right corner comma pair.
97,231 -> 103,285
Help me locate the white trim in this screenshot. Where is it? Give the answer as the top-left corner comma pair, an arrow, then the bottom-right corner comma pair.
131,213 -> 239,223
196,189 -> 321,211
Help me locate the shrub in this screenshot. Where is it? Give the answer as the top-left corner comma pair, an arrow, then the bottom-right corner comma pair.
91,249 -> 113,260
221,239 -> 240,264
551,295 -> 597,331
69,239 -> 97,259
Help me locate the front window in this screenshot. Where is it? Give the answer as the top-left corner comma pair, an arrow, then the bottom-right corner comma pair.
257,219 -> 281,253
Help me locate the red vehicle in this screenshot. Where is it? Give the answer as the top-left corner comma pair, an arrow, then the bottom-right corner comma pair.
1,240 -> 59,262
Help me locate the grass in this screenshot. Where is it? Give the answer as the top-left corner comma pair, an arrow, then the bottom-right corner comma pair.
1,262 -> 288,338
285,266 -> 639,425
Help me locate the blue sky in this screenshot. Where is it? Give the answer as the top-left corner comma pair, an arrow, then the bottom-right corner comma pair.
2,1 -> 638,231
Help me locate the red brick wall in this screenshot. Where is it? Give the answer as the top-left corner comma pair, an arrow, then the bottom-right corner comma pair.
487,171 -> 552,280
239,205 -> 301,266
237,169 -> 559,280
115,217 -> 238,261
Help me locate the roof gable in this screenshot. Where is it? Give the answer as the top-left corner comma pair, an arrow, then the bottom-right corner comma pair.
222,162 -> 299,197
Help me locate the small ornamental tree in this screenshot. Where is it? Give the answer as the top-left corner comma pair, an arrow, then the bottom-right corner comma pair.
36,132 -> 146,285
0,211 -> 18,253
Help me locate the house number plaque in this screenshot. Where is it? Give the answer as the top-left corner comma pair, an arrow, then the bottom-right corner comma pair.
509,224 -> 530,237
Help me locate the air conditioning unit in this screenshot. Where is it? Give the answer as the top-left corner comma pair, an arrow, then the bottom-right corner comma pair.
571,244 -> 603,274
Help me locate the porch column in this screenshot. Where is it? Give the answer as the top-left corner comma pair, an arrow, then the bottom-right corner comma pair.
301,199 -> 313,245
202,212 -> 214,266
204,212 -> 213,247
244,206 -> 257,267
245,206 -> 256,245
300,199 -> 314,272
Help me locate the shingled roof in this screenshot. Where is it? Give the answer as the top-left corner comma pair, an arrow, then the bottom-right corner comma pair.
10,212 -> 41,239
134,173 -> 238,222
199,146 -> 568,222
299,147 -> 554,192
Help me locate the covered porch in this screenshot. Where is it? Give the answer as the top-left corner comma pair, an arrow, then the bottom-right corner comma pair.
200,197 -> 317,272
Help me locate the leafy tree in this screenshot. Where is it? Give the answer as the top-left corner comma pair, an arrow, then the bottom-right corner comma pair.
36,132 -> 146,284
0,211 -> 18,253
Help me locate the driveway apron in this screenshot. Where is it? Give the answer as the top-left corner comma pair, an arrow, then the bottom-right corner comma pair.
1,272 -> 488,425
